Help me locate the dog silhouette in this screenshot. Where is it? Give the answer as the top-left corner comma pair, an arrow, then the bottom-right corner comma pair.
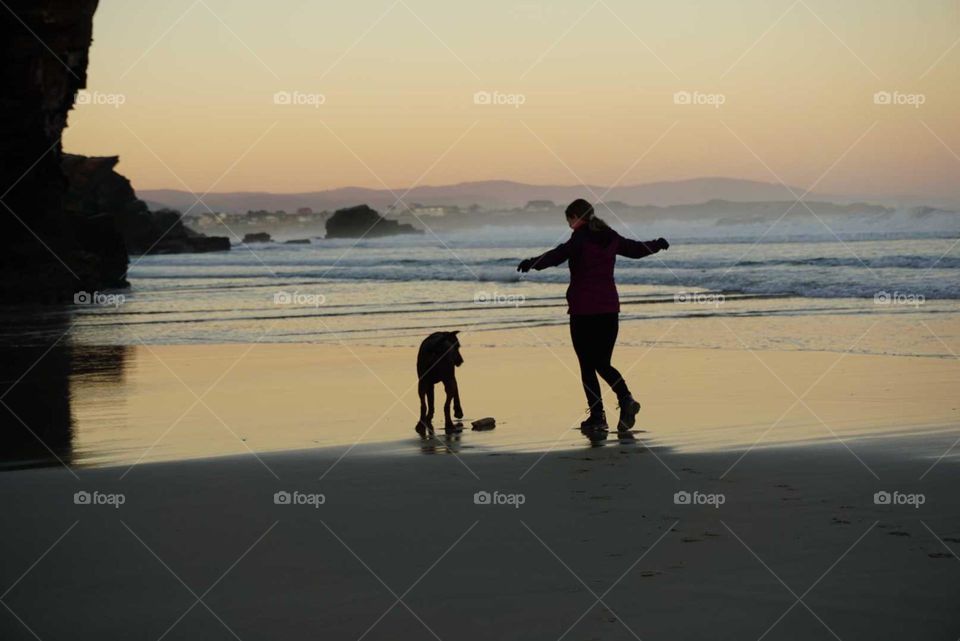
415,331 -> 464,436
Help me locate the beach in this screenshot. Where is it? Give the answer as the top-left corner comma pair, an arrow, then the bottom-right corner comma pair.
2,232 -> 959,640
2,313 -> 959,639
5,0 -> 960,637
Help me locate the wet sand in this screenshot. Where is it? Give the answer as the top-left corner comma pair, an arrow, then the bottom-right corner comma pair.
44,317 -> 960,467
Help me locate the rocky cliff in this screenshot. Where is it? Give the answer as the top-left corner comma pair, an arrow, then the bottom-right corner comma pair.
62,154 -> 231,255
0,1 -> 228,303
1,0 -> 105,302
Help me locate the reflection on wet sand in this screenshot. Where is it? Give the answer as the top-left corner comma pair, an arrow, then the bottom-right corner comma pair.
2,319 -> 958,470
0,314 -> 129,470
418,427 -> 465,455
1,340 -> 74,469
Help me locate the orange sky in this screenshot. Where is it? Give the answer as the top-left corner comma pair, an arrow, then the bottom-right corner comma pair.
65,0 -> 959,198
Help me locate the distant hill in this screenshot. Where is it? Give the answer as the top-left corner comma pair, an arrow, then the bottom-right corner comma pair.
387,198 -> 959,234
139,177 -> 817,213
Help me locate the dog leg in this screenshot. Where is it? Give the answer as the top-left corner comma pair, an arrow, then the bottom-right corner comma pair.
450,375 -> 463,419
416,382 -> 429,437
426,384 -> 436,433
443,379 -> 458,430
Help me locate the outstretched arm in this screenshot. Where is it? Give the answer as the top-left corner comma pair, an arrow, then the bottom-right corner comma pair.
617,236 -> 669,259
517,240 -> 572,272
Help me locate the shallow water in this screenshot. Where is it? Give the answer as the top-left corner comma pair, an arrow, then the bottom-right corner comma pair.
2,229 -> 957,348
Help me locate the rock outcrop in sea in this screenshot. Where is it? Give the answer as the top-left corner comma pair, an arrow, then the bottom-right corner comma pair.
242,232 -> 272,243
325,205 -> 421,239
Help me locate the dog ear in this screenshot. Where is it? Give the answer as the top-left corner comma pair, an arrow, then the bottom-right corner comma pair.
449,330 -> 460,336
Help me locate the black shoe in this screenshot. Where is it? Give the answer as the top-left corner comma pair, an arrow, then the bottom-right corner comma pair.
617,395 -> 641,431
580,411 -> 608,431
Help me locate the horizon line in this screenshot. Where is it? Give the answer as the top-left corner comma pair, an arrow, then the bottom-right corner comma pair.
133,175 -> 813,196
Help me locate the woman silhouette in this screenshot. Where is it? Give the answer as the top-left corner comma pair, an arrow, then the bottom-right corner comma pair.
517,199 -> 669,432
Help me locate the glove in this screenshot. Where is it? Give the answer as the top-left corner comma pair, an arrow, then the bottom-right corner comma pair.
655,238 -> 669,251
517,258 -> 535,273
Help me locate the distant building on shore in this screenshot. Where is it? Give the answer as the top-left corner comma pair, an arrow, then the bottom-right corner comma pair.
523,200 -> 556,211
387,203 -> 461,218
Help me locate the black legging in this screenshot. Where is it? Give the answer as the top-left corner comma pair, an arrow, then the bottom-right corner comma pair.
569,313 -> 629,413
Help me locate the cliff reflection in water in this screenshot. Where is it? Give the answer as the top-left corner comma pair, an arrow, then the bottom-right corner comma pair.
0,317 -> 128,470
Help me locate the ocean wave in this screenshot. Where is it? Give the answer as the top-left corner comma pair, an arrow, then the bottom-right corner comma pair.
126,236 -> 960,299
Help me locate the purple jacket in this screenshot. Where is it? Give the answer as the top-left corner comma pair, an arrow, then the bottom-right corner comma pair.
529,227 -> 662,315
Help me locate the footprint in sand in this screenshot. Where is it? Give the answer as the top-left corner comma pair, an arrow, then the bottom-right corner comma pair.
602,483 -> 630,490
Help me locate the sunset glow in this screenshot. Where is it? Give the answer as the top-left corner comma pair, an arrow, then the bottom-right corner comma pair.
65,0 -> 960,199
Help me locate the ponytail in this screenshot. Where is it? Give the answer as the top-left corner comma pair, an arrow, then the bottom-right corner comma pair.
566,198 -> 610,232
587,216 -> 609,231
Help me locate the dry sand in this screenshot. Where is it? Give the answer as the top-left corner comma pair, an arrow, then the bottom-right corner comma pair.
1,437 -> 958,640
